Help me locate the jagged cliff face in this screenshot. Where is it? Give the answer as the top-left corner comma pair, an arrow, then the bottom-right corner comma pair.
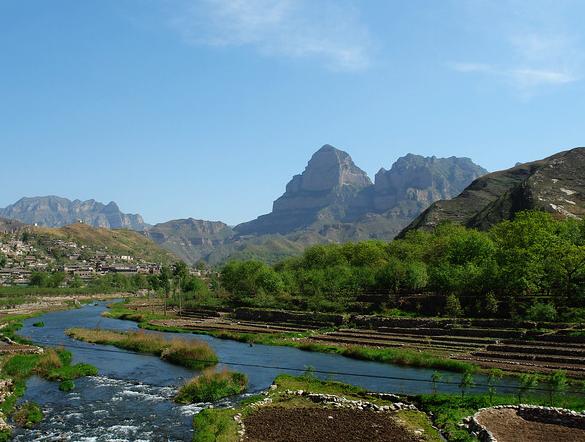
236,145 -> 486,238
236,145 -> 373,235
372,154 -> 487,216
0,196 -> 148,231
401,147 -> 585,234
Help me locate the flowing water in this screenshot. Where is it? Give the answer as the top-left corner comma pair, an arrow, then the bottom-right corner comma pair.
12,301 -> 517,441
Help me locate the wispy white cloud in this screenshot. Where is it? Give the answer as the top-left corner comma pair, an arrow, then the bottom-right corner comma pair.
169,0 -> 372,71
450,0 -> 582,93
450,62 -> 576,88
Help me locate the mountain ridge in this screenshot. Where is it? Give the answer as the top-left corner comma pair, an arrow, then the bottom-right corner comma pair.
400,147 -> 585,235
0,196 -> 149,231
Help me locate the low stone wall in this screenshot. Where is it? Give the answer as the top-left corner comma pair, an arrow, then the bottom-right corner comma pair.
464,405 -> 585,442
233,308 -> 344,326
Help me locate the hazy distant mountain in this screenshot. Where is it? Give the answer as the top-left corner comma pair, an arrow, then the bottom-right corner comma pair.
0,196 -> 148,231
145,219 -> 234,264
150,144 -> 487,264
401,147 -> 585,234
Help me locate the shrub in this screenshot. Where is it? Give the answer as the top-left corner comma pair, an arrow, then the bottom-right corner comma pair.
525,303 -> 557,322
160,338 -> 218,369
13,402 -> 43,428
175,369 -> 248,404
444,294 -> 462,317
59,380 -> 75,392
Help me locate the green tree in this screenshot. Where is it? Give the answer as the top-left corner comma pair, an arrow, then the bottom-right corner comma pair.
29,272 -> 49,287
0,253 -> 6,269
525,303 -> 557,322
444,294 -> 463,317
548,370 -> 568,406
487,368 -> 503,404
459,371 -> 475,398
431,371 -> 443,395
484,292 -> 499,316
518,373 -> 539,404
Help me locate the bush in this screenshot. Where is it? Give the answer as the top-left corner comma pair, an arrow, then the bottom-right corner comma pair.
525,303 -> 557,322
59,380 -> 75,392
444,294 -> 463,317
160,338 -> 219,369
13,402 -> 43,428
175,369 -> 247,404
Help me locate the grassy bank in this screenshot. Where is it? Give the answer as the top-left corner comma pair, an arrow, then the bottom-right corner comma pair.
66,328 -> 218,369
0,348 -> 98,439
176,369 -> 247,404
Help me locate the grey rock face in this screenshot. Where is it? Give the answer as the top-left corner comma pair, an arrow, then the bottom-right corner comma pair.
0,196 -> 148,231
401,147 -> 585,234
237,145 -> 373,235
372,154 -> 487,214
236,145 -> 486,237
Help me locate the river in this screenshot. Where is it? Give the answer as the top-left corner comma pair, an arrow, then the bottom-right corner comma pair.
12,301 -> 517,441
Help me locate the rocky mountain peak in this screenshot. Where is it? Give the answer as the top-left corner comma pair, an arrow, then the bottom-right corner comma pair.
372,154 -> 487,213
284,144 -> 372,195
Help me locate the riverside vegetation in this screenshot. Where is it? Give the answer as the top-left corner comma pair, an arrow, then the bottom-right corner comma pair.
0,345 -> 98,439
175,369 -> 248,404
65,328 -> 218,369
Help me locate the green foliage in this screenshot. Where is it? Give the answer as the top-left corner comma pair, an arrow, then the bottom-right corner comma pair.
32,321 -> 44,328
217,211 -> 585,318
193,408 -> 238,442
13,401 -> 43,429
548,370 -> 568,406
416,392 -> 585,442
487,368 -> 504,404
458,371 -> 475,398
175,370 -> 247,404
518,373 -> 539,403
525,303 -> 558,322
431,371 -> 443,395
444,294 -> 463,318
59,380 -> 75,392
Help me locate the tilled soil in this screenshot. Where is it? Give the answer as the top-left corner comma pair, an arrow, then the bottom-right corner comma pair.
243,407 -> 422,442
476,408 -> 585,442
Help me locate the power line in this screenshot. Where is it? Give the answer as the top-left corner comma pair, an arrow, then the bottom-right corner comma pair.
24,337 -> 585,395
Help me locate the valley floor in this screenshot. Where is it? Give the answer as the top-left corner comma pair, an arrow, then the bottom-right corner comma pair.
111,298 -> 585,379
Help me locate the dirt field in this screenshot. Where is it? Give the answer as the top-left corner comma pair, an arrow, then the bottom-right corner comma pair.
243,407 -> 423,442
476,408 -> 585,442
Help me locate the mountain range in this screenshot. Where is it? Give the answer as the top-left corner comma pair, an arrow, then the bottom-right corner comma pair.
4,145 -> 585,266
0,196 -> 148,231
0,145 -> 488,264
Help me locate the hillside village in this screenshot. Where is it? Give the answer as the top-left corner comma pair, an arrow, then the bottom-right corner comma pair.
0,229 -> 165,286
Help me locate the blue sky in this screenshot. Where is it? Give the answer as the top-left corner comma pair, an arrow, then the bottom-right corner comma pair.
1,0 -> 584,225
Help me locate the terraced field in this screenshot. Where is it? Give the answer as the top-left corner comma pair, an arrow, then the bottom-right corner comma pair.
127,301 -> 585,377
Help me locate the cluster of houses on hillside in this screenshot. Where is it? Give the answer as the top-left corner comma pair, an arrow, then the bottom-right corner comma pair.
0,235 -> 163,286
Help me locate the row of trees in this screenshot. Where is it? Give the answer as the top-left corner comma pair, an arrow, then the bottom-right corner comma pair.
220,211 -> 585,318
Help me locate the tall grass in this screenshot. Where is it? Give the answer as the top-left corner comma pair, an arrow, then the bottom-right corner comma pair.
175,369 -> 247,404
66,328 -> 218,369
